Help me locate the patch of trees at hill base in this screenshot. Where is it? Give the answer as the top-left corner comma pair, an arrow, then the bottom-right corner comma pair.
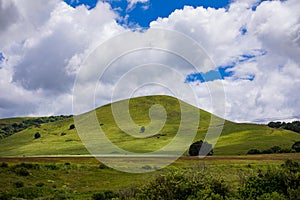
0,115 -> 72,139
268,121 -> 300,134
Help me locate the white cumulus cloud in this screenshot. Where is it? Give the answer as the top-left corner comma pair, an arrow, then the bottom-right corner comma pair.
126,0 -> 149,12
149,0 -> 300,122
0,0 -> 124,117
0,0 -> 299,124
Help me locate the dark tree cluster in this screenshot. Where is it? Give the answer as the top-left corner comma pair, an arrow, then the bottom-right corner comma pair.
247,141 -> 300,154
292,141 -> 300,152
0,115 -> 72,139
268,121 -> 300,134
189,140 -> 213,156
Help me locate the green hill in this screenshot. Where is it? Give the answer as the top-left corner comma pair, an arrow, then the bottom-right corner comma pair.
0,95 -> 300,156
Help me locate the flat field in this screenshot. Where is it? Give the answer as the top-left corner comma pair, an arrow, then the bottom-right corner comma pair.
0,153 -> 299,199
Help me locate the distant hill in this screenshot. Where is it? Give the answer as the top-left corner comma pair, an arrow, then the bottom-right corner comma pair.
0,95 -> 300,156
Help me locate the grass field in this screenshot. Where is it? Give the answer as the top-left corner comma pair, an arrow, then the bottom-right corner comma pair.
0,154 -> 299,199
0,95 -> 300,157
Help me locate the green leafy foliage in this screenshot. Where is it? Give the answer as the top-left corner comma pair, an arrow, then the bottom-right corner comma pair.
256,192 -> 287,200
239,160 -> 300,199
136,170 -> 229,200
14,167 -> 30,176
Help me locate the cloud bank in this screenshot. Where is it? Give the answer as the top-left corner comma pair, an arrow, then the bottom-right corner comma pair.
0,0 -> 299,123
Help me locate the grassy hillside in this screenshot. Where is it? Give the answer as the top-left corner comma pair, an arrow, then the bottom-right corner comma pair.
0,117 -> 34,126
0,95 -> 300,156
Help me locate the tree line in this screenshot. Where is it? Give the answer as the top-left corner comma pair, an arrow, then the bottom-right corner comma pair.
268,121 -> 300,134
247,141 -> 300,155
0,115 -> 72,139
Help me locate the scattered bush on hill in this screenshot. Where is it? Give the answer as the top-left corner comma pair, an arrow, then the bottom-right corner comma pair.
34,132 -> 41,139
140,126 -> 145,133
247,148 -> 261,154
99,163 -> 109,169
69,124 -> 75,130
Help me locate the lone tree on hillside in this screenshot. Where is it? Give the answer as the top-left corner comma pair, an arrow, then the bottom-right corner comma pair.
69,124 -> 75,130
140,126 -> 145,133
34,132 -> 41,139
189,140 -> 213,156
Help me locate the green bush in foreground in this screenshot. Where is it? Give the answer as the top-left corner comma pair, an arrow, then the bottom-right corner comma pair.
238,160 -> 300,200
110,160 -> 300,200
92,190 -> 117,200
135,170 -> 230,200
14,167 -> 30,176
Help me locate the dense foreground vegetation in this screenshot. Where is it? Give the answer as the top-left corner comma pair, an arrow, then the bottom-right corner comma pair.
0,155 -> 300,200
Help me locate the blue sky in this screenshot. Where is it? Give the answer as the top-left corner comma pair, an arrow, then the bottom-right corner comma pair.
64,0 -> 231,27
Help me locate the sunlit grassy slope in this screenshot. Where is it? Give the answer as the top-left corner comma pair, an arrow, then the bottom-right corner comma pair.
0,95 -> 300,156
